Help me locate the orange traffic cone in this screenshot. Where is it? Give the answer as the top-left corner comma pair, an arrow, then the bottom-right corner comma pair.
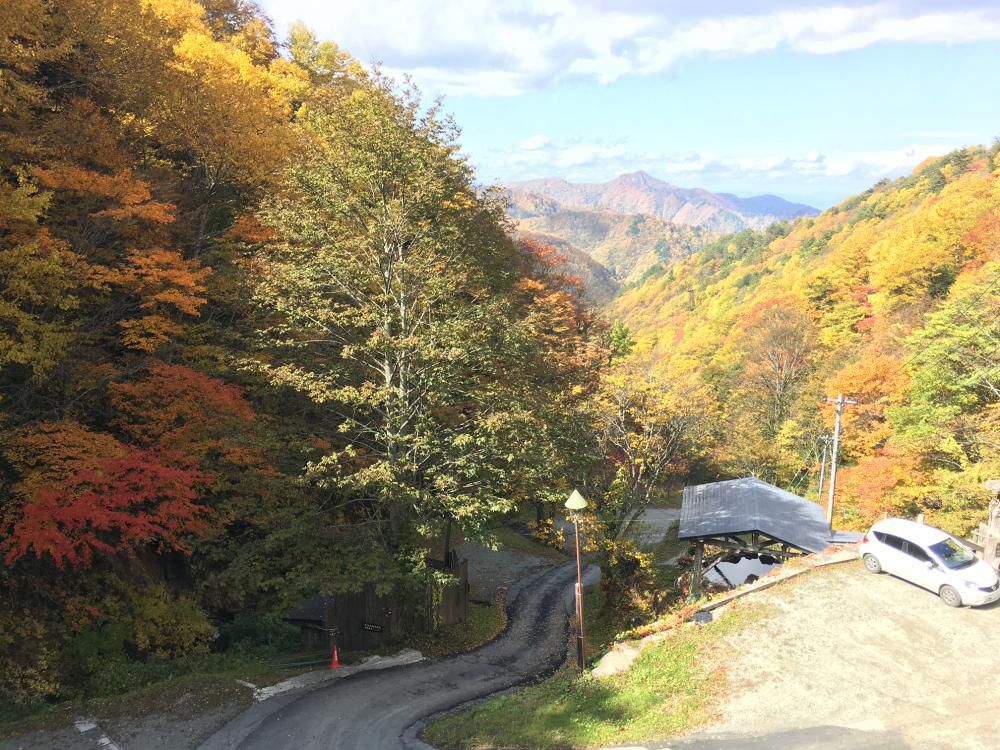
329,645 -> 341,670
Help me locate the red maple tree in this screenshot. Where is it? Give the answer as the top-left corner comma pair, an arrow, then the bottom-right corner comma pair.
3,448 -> 210,569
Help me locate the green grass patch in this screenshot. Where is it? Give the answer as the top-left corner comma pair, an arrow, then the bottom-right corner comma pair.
648,490 -> 683,509
644,520 -> 687,559
0,653 -> 275,738
423,603 -> 766,750
581,585 -> 640,663
491,526 -> 566,562
406,602 -> 505,658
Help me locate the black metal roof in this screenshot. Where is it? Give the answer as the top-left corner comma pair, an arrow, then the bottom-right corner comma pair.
679,477 -> 861,554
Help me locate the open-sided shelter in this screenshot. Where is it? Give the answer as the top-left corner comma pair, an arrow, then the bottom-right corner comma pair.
680,477 -> 861,595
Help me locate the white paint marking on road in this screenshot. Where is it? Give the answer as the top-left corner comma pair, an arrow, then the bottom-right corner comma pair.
253,648 -> 424,702
74,717 -> 123,750
236,679 -> 258,690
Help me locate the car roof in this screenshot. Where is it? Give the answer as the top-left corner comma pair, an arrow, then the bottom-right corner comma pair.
870,517 -> 951,546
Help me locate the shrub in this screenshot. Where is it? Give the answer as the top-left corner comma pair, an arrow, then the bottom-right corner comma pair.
218,612 -> 300,655
526,519 -> 565,551
0,612 -> 62,703
126,585 -> 214,660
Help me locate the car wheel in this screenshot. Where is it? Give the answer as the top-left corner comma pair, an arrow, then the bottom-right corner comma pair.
863,554 -> 882,574
939,584 -> 963,608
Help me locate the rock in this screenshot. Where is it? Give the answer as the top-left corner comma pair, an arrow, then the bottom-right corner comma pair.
591,644 -> 641,678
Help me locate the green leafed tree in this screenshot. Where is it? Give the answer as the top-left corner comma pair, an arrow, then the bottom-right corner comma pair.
250,76 -> 594,581
892,263 -> 1000,470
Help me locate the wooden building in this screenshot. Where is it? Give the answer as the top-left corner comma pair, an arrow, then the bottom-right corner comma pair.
285,558 -> 470,651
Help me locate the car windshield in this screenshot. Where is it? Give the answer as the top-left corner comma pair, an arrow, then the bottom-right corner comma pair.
928,538 -> 977,570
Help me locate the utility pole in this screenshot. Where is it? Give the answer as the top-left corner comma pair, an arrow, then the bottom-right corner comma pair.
565,489 -> 588,673
825,393 -> 857,527
816,435 -> 832,500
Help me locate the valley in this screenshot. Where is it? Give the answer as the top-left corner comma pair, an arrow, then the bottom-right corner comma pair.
3,4 -> 999,750
506,170 -> 817,293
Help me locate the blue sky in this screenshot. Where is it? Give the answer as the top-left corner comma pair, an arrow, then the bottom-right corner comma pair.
258,1 -> 1000,208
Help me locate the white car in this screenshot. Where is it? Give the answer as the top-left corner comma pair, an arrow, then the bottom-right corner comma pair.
859,518 -> 1000,607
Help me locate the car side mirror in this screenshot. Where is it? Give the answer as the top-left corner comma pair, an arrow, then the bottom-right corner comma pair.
924,560 -> 936,570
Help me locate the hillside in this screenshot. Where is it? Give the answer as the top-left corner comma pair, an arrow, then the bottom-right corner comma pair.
0,0 -> 603,710
518,210 -> 712,285
516,231 -> 620,305
609,146 -> 1000,535
509,171 -> 818,233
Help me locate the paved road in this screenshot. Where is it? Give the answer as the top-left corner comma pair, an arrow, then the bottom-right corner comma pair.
199,561 -> 587,750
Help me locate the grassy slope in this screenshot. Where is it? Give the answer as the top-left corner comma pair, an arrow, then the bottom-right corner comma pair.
424,602 -> 765,749
490,525 -> 568,563
407,602 -> 505,658
0,656 -> 268,737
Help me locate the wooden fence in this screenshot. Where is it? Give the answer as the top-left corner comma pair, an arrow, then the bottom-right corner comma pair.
971,498 -> 1000,568
287,559 -> 469,651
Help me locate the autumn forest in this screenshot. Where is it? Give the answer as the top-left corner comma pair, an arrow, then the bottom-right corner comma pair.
2,0 -> 999,713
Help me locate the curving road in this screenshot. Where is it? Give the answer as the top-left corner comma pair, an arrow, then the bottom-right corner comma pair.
199,560 -> 587,750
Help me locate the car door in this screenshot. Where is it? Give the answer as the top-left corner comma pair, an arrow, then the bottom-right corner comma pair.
874,532 -> 908,576
890,538 -> 926,586
901,541 -> 939,593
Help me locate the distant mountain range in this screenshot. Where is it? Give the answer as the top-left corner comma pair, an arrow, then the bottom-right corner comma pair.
508,171 -> 818,234
505,171 -> 818,304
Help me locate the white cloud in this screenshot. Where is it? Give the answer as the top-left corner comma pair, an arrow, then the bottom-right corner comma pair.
261,1 -> 1000,95
520,135 -> 551,150
905,130 -> 975,138
484,138 -> 957,199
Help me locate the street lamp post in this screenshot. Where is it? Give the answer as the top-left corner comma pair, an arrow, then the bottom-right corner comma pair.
565,489 -> 588,673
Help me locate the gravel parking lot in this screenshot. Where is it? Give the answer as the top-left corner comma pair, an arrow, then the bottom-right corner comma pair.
680,560 -> 1000,749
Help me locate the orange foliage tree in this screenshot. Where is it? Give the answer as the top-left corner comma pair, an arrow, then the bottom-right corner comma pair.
109,361 -> 257,464
3,446 -> 209,569
833,451 -> 922,529
824,353 -> 910,459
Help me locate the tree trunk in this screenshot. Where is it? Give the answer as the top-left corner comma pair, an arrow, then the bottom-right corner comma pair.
442,520 -> 452,569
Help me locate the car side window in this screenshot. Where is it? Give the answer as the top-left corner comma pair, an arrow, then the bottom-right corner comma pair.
905,543 -> 931,562
879,533 -> 906,551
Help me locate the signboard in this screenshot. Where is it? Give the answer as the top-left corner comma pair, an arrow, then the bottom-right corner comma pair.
361,622 -> 383,633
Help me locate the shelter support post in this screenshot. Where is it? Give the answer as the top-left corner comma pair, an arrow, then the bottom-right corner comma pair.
691,540 -> 704,599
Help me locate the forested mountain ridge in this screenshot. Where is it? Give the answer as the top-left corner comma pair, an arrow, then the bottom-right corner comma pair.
517,209 -> 712,286
508,171 -> 819,233
506,171 -> 816,298
609,145 -> 1000,535
515,230 -> 620,305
